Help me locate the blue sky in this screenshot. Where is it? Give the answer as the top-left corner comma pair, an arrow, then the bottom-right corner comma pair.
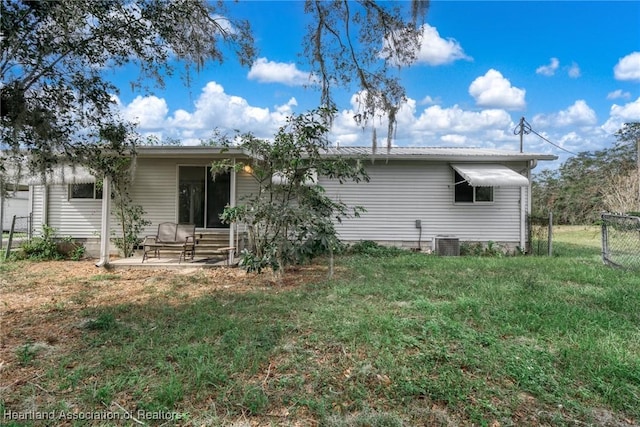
111,1 -> 640,169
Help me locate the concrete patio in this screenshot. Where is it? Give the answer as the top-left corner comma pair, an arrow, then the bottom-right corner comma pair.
105,254 -> 235,270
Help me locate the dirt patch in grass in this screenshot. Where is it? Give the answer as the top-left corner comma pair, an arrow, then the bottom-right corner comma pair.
0,260 -> 325,398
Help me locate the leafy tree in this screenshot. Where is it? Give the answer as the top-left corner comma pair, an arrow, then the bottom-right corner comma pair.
212,109 -> 368,278
602,171 -> 639,214
533,124 -> 638,224
1,0 -> 428,177
615,122 -> 640,146
1,0 -> 254,173
614,122 -> 640,207
303,0 -> 429,149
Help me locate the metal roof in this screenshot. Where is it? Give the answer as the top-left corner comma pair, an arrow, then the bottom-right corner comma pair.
135,145 -> 558,161
322,146 -> 557,161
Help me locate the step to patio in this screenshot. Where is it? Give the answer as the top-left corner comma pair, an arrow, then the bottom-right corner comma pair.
194,230 -> 242,256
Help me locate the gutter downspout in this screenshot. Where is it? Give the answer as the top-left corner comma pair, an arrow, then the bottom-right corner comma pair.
96,176 -> 111,267
525,160 -> 537,253
520,185 -> 526,252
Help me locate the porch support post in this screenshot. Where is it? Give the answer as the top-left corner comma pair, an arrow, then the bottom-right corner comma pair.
0,178 -> 4,250
96,175 -> 111,267
228,159 -> 236,265
42,185 -> 49,228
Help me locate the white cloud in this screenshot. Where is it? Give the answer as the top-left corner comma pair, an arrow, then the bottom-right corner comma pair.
532,100 -> 597,128
610,97 -> 640,119
413,24 -> 472,66
468,69 -> 526,110
602,97 -> 640,133
614,52 -> 640,81
441,134 -> 467,145
115,80 -> 623,168
607,90 -> 631,100
419,95 -> 439,105
120,81 -> 298,143
328,95 -> 515,148
186,82 -> 272,131
536,58 -> 560,76
567,62 -> 581,78
558,100 -> 597,126
414,105 -> 512,133
247,57 -> 313,86
122,95 -> 168,129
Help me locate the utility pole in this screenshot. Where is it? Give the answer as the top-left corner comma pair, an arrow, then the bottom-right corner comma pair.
519,116 -> 525,153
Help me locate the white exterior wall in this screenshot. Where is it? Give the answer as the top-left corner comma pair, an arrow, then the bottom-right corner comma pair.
1,190 -> 29,231
44,185 -> 102,237
129,158 -> 180,237
30,158 -> 260,237
319,160 -> 529,248
30,185 -> 45,235
131,157 -> 258,236
30,157 -> 531,253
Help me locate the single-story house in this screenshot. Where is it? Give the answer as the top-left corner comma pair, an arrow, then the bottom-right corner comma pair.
3,146 -> 556,264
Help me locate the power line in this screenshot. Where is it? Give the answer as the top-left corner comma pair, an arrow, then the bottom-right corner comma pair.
528,127 -> 578,156
513,117 -> 578,156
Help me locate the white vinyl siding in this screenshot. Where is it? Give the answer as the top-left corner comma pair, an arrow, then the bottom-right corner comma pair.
30,156 -> 530,249
319,160 -> 528,246
236,171 -> 260,203
131,158 -> 259,236
129,158 -> 180,236
30,185 -> 45,235
46,185 -> 102,237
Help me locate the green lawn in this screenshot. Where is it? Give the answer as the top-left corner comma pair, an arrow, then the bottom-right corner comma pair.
2,227 -> 639,426
553,224 -> 601,250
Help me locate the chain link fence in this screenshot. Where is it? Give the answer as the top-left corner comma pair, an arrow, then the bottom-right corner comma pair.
601,213 -> 640,270
1,214 -> 32,259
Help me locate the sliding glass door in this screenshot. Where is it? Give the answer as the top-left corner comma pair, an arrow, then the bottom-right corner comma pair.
178,166 -> 230,228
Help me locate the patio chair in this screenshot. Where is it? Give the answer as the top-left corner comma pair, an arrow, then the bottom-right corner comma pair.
142,222 -> 196,263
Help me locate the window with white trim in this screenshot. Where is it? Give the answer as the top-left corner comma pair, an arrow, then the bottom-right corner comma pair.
454,171 -> 493,203
69,183 -> 102,200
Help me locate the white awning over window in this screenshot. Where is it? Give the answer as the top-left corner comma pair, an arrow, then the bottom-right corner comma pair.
451,164 -> 529,187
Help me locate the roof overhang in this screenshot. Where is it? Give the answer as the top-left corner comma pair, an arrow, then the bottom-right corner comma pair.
451,163 -> 529,187
135,146 -> 251,159
321,147 -> 558,162
2,164 -> 96,185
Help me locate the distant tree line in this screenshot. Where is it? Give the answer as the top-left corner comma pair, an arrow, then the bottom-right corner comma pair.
532,123 -> 640,224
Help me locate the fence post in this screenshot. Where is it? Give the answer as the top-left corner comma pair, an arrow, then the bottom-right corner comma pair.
547,212 -> 553,256
4,215 -> 16,261
601,213 -> 608,265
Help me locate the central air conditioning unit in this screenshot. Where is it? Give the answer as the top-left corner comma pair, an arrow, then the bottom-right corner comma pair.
435,235 -> 460,256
